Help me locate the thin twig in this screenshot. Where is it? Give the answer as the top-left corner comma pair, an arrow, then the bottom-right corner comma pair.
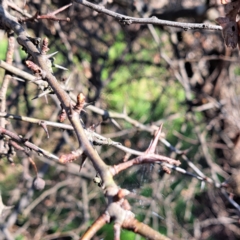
74,0 -> 222,31
0,126 -> 58,160
0,32 -> 15,153
80,213 -> 110,240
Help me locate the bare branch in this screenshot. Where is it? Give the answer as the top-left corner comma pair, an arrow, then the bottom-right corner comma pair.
122,217 -> 170,240
19,3 -> 72,23
0,32 -> 15,154
74,0 -> 222,31
0,126 -> 58,160
80,213 -> 110,240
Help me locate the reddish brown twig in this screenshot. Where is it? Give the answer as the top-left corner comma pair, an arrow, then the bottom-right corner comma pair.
8,139 -> 25,152
122,217 -> 170,240
28,157 -> 38,176
80,213 -> 110,240
111,154 -> 180,176
19,3 -> 72,23
59,149 -> 83,164
25,60 -> 46,79
110,125 -> 180,176
42,3 -> 72,21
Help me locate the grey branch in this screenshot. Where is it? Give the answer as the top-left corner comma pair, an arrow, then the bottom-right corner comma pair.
74,0 -> 222,31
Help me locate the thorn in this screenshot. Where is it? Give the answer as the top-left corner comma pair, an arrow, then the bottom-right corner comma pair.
45,51 -> 58,59
64,74 -> 72,86
51,3 -> 73,16
11,77 -> 25,82
110,118 -> 122,130
31,96 -> 38,100
79,153 -> 87,172
83,102 -> 95,108
53,64 -> 68,70
38,121 -> 50,138
31,89 -> 53,100
146,124 -> 163,154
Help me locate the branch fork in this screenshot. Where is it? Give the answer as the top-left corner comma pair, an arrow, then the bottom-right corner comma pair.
110,125 -> 180,176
